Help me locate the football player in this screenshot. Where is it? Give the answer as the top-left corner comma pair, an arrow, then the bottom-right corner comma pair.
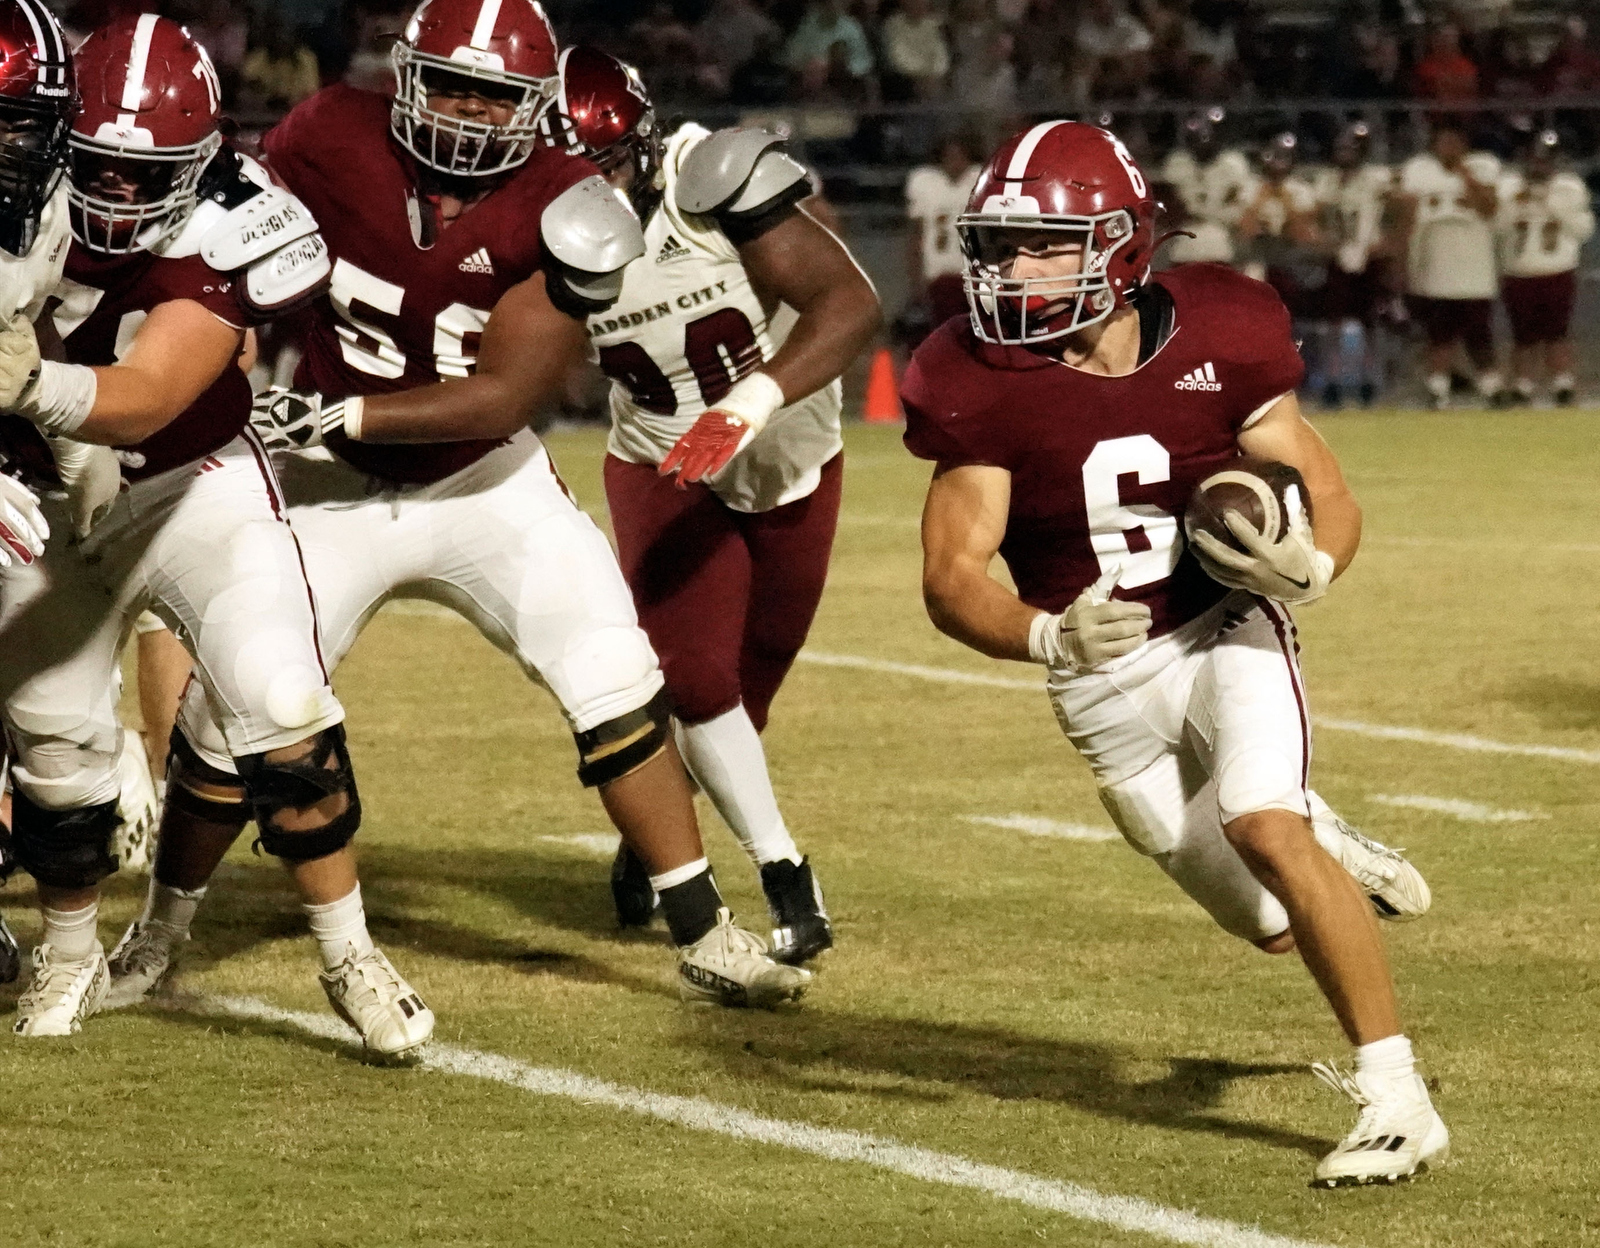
1158,108 -> 1251,266
903,122 -> 1446,1187
538,47 -> 881,961
122,0 -> 811,1011
1495,129 -> 1593,405
1311,123 -> 1393,408
0,15 -> 434,1054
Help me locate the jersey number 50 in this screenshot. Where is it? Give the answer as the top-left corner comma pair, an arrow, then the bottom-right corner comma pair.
330,259 -> 490,381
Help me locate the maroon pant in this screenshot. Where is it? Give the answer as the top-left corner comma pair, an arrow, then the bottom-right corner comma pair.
1502,271 -> 1577,345
604,453 -> 843,729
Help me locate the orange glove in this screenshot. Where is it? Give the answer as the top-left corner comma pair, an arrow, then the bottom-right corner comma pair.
658,372 -> 785,489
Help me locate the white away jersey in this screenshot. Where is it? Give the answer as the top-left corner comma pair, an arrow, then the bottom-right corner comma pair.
589,123 -> 843,513
905,162 -> 979,280
1161,148 -> 1254,227
1399,151 -> 1501,299
1312,163 -> 1392,273
2,184 -> 71,322
1495,170 -> 1594,278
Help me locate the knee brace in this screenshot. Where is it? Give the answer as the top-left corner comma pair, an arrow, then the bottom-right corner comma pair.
575,688 -> 672,788
166,729 -> 249,823
235,725 -> 361,862
9,789 -> 121,888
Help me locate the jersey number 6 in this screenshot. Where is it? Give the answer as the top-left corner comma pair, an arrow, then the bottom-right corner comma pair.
1081,434 -> 1181,589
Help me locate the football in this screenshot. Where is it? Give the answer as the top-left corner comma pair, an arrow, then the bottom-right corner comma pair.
1183,456 -> 1313,553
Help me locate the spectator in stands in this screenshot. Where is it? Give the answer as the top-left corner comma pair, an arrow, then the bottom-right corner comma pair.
344,5 -> 408,94
785,0 -> 875,85
1410,21 -> 1478,102
729,28 -> 793,104
627,2 -> 700,100
1496,130 -> 1594,405
1395,121 -> 1504,408
696,0 -> 781,99
905,133 -> 982,332
880,0 -> 951,102
240,10 -> 321,112
1077,0 -> 1154,101
184,0 -> 249,106
1013,0 -> 1077,99
950,27 -> 1017,115
1539,17 -> 1600,95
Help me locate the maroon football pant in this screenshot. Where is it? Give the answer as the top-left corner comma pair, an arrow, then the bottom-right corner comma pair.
604,453 -> 843,730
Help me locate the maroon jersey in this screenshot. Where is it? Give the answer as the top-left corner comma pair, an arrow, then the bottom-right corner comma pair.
56,245 -> 261,481
264,84 -> 598,485
903,264 -> 1305,638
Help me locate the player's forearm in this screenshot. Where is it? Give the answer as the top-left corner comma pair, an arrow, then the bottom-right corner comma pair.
1311,487 -> 1362,576
355,374 -> 537,443
68,365 -> 194,444
922,562 -> 1035,663
760,279 -> 882,408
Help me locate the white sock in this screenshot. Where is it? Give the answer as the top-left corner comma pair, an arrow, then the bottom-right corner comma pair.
674,707 -> 801,867
1356,1034 -> 1415,1083
1477,371 -> 1502,397
141,882 -> 206,936
302,885 -> 374,969
1425,372 -> 1450,400
1553,372 -> 1575,391
1304,791 -> 1345,857
1515,376 -> 1537,398
649,856 -> 709,892
42,902 -> 100,962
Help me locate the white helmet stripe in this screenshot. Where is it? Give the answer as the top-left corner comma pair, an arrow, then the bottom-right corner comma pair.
1002,120 -> 1068,199
15,0 -> 66,87
556,44 -> 571,115
470,0 -> 504,50
120,13 -> 162,115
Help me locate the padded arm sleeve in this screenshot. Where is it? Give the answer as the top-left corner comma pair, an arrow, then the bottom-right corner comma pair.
541,175 -> 646,318
198,159 -> 331,316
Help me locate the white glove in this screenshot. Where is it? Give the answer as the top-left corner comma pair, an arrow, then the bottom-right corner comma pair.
250,387 -> 359,451
1028,564 -> 1152,673
46,437 -> 121,540
0,472 -> 47,566
1189,487 -> 1335,606
0,311 -> 40,410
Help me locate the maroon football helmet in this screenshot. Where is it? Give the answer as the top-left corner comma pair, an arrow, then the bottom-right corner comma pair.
958,121 -> 1157,345
0,0 -> 76,257
67,13 -> 222,254
391,0 -> 560,177
539,47 -> 660,214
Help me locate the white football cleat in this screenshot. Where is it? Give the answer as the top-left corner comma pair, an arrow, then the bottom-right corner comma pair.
113,730 -> 161,875
104,920 -> 184,1009
319,944 -> 434,1064
1311,798 -> 1431,921
13,944 -> 109,1037
677,908 -> 812,1008
1312,1061 -> 1450,1188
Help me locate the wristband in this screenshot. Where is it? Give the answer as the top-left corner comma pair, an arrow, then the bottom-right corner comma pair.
18,361 -> 97,436
713,371 -> 785,435
1026,611 -> 1058,667
340,395 -> 364,442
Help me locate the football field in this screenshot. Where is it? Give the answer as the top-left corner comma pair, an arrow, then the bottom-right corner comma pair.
3,414 -> 1596,1247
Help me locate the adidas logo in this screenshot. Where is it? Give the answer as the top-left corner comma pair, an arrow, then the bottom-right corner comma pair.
656,233 -> 691,263
457,247 -> 495,275
1175,361 -> 1222,392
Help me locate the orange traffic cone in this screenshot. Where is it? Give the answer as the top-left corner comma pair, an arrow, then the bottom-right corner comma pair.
862,346 -> 903,424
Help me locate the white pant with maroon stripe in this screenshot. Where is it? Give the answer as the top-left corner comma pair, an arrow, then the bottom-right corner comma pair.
176,429 -> 662,773
1048,591 -> 1312,942
0,435 -> 342,810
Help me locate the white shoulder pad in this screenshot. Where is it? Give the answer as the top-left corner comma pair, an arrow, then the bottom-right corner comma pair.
244,229 -> 332,314
676,127 -> 805,215
200,183 -> 321,274
541,175 -> 645,277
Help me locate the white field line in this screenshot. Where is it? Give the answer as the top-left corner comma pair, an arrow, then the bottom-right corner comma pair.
798,651 -> 1600,765
965,814 -> 1120,842
183,994 -> 1337,1248
537,833 -> 620,856
1367,794 -> 1549,823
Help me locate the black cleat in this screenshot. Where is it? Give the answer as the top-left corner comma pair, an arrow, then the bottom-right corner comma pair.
610,843 -> 658,928
1555,386 -> 1576,407
1321,382 -> 1342,410
1358,382 -> 1377,407
0,915 -> 19,985
760,856 -> 833,965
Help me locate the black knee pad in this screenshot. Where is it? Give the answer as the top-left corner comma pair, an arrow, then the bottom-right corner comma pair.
166,729 -> 249,823
9,790 -> 121,889
235,725 -> 361,863
575,688 -> 673,788
0,823 -> 16,884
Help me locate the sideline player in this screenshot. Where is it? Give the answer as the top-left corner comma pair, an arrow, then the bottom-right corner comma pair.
1311,123 -> 1393,408
120,0 -> 810,1011
0,15 -> 434,1052
903,121 -> 1446,1186
542,47 -> 880,961
1496,130 -> 1593,406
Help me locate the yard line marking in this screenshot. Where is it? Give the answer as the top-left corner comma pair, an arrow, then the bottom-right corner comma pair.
537,833 -> 620,856
1367,794 -> 1549,823
183,994 -> 1338,1248
798,651 -> 1600,765
965,814 -> 1120,842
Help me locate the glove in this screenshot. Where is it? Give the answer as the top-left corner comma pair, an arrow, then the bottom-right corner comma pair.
0,472 -> 48,566
46,437 -> 121,540
250,387 -> 357,451
1189,488 -> 1335,606
658,372 -> 784,489
1028,564 -> 1152,673
0,312 -> 40,410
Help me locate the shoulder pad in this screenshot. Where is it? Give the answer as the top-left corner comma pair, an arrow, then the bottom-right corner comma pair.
676,128 -> 805,215
200,182 -> 321,274
242,230 -> 332,315
541,175 -> 645,277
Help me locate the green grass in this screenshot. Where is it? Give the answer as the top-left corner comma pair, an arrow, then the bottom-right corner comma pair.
3,414 -> 1597,1247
